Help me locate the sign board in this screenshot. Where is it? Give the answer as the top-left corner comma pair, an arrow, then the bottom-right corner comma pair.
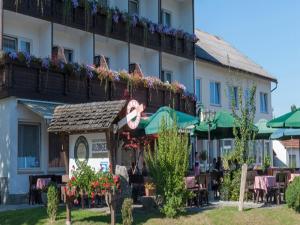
69,133 -> 109,175
118,100 -> 144,130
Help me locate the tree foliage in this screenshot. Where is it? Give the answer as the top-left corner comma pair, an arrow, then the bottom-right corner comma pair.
47,184 -> 59,224
145,118 -> 190,218
230,85 -> 257,164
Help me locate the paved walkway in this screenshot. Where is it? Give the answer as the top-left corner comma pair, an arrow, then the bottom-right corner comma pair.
0,204 -> 42,212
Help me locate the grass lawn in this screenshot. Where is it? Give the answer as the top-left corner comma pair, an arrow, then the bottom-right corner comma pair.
0,205 -> 299,225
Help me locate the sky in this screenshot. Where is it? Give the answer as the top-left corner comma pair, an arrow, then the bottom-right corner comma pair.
195,0 -> 300,117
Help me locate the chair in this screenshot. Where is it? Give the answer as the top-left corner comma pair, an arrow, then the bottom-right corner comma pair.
276,172 -> 288,202
210,171 -> 221,199
245,170 -> 257,202
198,174 -> 209,206
185,176 -> 200,207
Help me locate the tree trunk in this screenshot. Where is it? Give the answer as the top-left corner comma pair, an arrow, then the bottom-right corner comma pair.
238,164 -> 248,211
105,191 -> 116,225
66,199 -> 72,225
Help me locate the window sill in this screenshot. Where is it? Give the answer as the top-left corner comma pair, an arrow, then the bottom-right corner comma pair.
48,168 -> 66,173
210,103 -> 222,107
17,170 -> 44,175
260,111 -> 269,114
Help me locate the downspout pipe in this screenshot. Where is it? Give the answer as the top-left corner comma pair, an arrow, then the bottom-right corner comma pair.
271,81 -> 278,93
0,0 -> 3,51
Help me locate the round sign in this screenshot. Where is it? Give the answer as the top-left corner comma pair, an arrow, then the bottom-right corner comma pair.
127,100 -> 143,130
74,136 -> 89,166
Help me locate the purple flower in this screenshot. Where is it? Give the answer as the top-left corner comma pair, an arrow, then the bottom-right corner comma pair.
131,14 -> 139,27
23,52 -> 31,66
8,52 -> 17,60
59,61 -> 65,70
148,22 -> 155,34
112,11 -> 119,23
41,58 -> 50,70
91,2 -> 97,15
86,65 -> 94,79
112,73 -> 120,81
155,24 -> 164,34
71,0 -> 79,8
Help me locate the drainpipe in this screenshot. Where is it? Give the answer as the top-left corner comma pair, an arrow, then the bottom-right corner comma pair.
0,0 -> 3,51
271,81 -> 278,93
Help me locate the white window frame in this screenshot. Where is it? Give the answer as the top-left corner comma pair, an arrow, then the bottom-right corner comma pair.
17,121 -> 41,173
161,9 -> 172,27
3,34 -> 18,52
161,69 -> 173,83
260,92 -> 268,113
129,0 -> 140,15
210,81 -> 221,106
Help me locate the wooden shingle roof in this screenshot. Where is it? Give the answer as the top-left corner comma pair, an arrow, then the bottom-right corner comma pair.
48,100 -> 127,133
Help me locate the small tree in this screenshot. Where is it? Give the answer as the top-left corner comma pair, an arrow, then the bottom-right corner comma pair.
231,85 -> 257,164
122,198 -> 133,225
47,184 -> 59,224
145,118 -> 190,218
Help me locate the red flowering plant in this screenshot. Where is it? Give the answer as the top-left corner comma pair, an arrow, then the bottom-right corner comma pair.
91,170 -> 121,196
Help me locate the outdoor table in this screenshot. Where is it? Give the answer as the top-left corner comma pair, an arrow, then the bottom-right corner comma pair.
36,178 -> 51,190
254,176 -> 276,202
289,173 -> 300,183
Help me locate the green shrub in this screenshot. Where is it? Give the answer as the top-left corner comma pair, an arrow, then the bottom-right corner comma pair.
220,169 -> 241,201
145,118 -> 190,218
47,184 -> 59,223
286,177 -> 300,212
121,198 -> 133,225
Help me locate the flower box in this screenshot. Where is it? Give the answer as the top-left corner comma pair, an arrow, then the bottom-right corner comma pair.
146,31 -> 161,50
184,40 -> 195,59
162,34 -> 175,53
176,38 -> 185,56
130,25 -> 145,46
110,21 -> 128,42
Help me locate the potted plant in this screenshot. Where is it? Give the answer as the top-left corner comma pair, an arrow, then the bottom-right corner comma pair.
262,155 -> 271,175
144,182 -> 156,197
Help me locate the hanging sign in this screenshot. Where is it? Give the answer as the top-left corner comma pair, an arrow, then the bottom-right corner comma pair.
74,136 -> 89,166
117,100 -> 144,130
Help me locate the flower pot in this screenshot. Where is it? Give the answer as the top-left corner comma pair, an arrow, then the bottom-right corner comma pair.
145,188 -> 155,197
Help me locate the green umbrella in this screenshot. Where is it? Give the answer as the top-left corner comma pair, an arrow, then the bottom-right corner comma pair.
255,119 -> 277,139
140,106 -> 198,135
270,128 -> 300,140
267,108 -> 300,128
195,110 -> 258,139
195,110 -> 238,139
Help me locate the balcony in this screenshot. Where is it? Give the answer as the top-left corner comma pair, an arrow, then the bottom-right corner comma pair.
3,0 -> 195,60
0,55 -> 196,115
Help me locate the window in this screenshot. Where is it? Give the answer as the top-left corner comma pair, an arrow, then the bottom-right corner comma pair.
18,123 -> 41,169
161,9 -> 171,27
195,79 -> 201,102
210,81 -> 221,105
260,92 -> 268,113
289,154 -> 297,168
20,39 -> 31,54
228,86 -> 238,109
3,35 -> 17,52
64,49 -> 73,63
161,70 -> 172,83
129,0 -> 139,15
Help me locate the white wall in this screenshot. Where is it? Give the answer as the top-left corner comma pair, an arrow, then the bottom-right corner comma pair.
80,34 -> 93,65
162,53 -> 194,92
161,0 -> 193,32
95,36 -> 128,71
130,44 -> 159,76
140,0 -> 159,23
110,0 -> 128,11
195,60 -> 273,122
0,98 -> 50,195
273,140 -> 288,167
69,133 -> 109,175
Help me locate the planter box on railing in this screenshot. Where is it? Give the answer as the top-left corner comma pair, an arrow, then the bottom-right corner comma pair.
110,22 -> 128,42
130,25 -> 145,46
146,31 -> 161,50
184,40 -> 195,59
162,34 -> 175,54
176,38 -> 185,57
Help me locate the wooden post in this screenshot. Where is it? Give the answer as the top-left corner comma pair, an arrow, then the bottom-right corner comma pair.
66,198 -> 72,225
238,163 -> 248,211
61,134 -> 69,174
105,190 -> 116,225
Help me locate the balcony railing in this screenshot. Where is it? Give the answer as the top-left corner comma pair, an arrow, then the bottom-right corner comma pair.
3,0 -> 195,60
0,56 -> 196,115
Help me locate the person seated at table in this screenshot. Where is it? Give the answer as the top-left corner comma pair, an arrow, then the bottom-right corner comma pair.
216,157 -> 223,171
141,161 -> 148,177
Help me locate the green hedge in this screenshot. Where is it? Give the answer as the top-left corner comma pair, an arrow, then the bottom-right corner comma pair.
286,177 -> 300,213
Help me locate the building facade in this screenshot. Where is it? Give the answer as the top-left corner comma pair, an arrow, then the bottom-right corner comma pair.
194,29 -> 278,168
0,0 -> 196,204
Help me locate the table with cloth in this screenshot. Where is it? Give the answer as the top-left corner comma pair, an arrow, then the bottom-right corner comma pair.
289,173 -> 300,183
254,176 -> 276,203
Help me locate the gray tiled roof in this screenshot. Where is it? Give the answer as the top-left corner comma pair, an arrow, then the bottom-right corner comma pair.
48,100 -> 127,133
195,29 -> 277,82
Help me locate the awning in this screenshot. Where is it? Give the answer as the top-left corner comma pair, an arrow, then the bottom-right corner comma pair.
18,99 -> 62,120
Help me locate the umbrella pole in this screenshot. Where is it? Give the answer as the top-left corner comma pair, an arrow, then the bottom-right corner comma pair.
208,124 -> 211,171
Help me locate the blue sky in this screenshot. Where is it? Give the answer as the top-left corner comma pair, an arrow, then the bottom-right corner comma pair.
195,0 -> 300,117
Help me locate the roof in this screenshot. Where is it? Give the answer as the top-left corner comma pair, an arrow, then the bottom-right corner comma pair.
48,100 -> 127,133
280,139 -> 300,149
195,29 -> 277,83
18,99 -> 62,119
